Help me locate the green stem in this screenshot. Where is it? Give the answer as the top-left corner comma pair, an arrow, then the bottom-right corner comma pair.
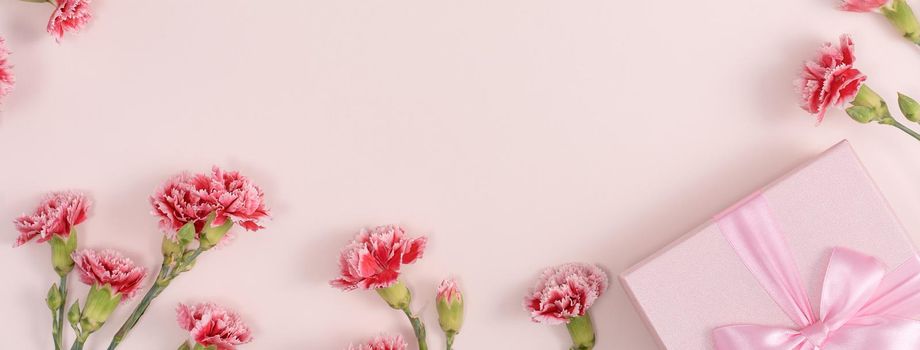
402,307 -> 428,350
445,331 -> 455,350
885,119 -> 920,141
69,336 -> 85,350
106,262 -> 169,350
566,313 -> 596,350
52,274 -> 67,350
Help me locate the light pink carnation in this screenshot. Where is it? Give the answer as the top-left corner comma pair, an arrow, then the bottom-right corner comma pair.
177,303 -> 253,350
524,263 -> 608,325
795,34 -> 866,123
437,278 -> 462,304
72,249 -> 147,300
330,225 -> 427,291
47,0 -> 92,42
841,0 -> 888,12
13,191 -> 90,247
346,334 -> 407,350
0,37 -> 13,102
150,166 -> 269,240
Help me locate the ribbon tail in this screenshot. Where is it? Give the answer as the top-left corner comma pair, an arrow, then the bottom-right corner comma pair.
823,316 -> 920,350
859,255 -> 920,319
713,324 -> 811,350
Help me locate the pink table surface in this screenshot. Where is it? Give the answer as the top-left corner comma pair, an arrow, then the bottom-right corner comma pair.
2,0 -> 920,349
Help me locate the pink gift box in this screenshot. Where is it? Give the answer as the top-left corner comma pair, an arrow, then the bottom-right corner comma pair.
619,140 -> 918,349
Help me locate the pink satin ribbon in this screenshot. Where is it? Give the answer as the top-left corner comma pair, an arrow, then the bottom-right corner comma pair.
712,194 -> 920,350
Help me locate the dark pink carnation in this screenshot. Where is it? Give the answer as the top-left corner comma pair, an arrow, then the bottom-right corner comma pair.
795,34 -> 866,123
841,0 -> 888,12
346,335 -> 407,350
524,263 -> 608,325
13,191 -> 90,247
177,303 -> 253,350
150,166 -> 269,240
330,225 -> 427,291
72,249 -> 147,300
0,37 -> 12,102
47,0 -> 92,42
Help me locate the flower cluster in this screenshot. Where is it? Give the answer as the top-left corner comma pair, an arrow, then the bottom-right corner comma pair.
524,263 -> 608,325
331,224 -> 427,291
13,191 -> 90,247
346,335 -> 407,350
47,0 -> 93,42
176,303 -> 253,350
72,249 -> 146,299
151,166 -> 270,240
795,35 -> 866,123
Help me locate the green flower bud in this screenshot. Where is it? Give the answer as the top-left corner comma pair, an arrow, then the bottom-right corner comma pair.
49,230 -> 78,276
883,0 -> 920,44
436,279 -> 464,334
376,281 -> 412,310
199,214 -> 233,250
898,92 -> 920,122
79,285 -> 121,333
177,342 -> 192,350
46,283 -> 63,311
846,106 -> 876,124
566,314 -> 596,350
67,302 -> 81,329
162,236 -> 183,263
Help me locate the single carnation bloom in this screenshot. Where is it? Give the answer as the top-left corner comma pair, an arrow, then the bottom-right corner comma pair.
177,303 -> 253,350
72,249 -> 146,299
437,278 -> 462,304
330,225 -> 427,291
841,0 -> 888,12
47,0 -> 92,42
13,191 -> 90,247
0,37 -> 13,102
795,34 -> 867,123
346,334 -> 407,350
150,166 -> 269,240
524,263 -> 608,325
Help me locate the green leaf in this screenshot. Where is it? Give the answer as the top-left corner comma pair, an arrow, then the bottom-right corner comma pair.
846,106 -> 876,124
177,222 -> 197,246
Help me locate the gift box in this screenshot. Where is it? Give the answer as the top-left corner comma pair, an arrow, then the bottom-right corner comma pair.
620,140 -> 920,349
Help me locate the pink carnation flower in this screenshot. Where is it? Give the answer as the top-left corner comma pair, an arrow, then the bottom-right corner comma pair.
13,191 -> 90,247
841,0 -> 888,12
47,0 -> 92,42
524,263 -> 608,325
437,278 -> 462,304
330,225 -> 427,291
150,166 -> 270,240
346,334 -> 407,350
795,34 -> 867,123
72,249 -> 147,300
177,303 -> 253,350
0,37 -> 13,103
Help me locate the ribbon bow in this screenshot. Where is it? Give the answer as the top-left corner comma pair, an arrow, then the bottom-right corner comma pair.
712,194 -> 920,350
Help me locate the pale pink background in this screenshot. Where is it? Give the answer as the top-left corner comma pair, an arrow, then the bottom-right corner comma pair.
2,0 -> 920,349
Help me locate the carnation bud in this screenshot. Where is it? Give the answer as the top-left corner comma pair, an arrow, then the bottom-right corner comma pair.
49,230 -> 78,277
79,284 -> 122,334
898,92 -> 920,122
46,284 -> 63,311
883,0 -> 920,44
376,280 -> 412,310
67,302 -> 81,329
566,314 -> 597,350
436,279 -> 464,335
